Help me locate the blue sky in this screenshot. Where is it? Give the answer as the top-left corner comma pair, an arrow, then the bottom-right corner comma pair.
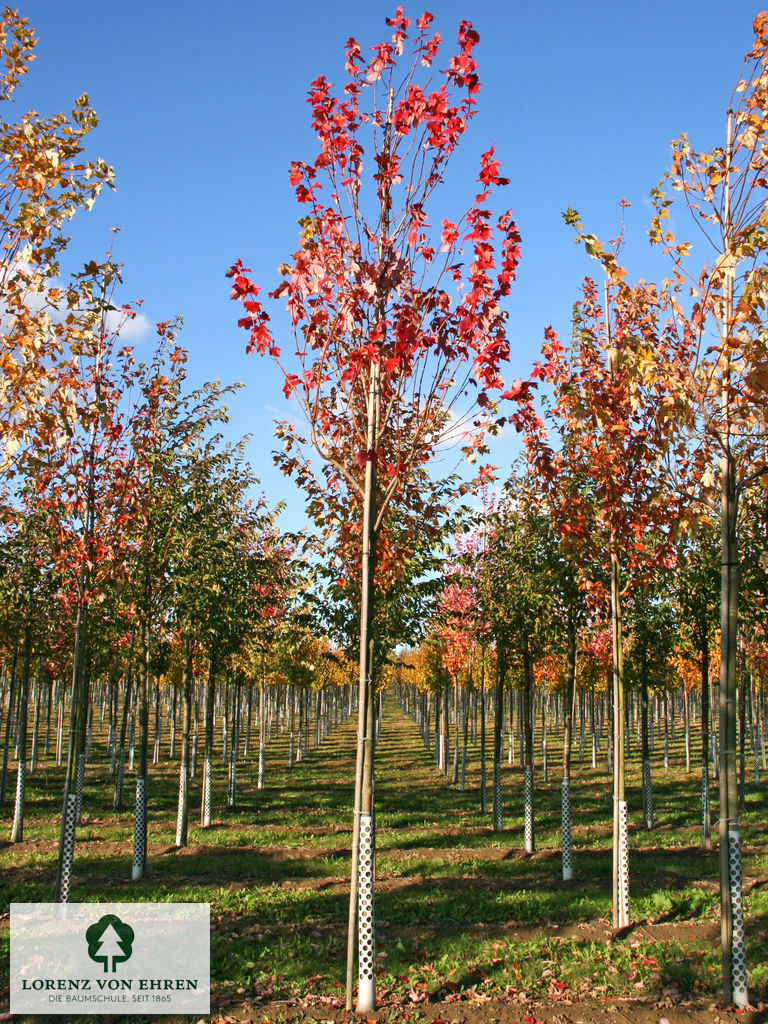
18,0 -> 763,530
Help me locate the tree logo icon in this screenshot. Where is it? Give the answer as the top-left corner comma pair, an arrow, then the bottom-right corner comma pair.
85,914 -> 135,972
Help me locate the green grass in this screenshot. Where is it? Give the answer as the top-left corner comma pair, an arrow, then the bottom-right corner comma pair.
0,691 -> 766,1022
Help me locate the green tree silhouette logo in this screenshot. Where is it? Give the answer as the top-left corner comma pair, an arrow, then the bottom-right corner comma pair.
85,914 -> 135,972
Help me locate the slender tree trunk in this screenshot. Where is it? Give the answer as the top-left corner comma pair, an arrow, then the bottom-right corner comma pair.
258,673 -> 266,789
176,636 -> 193,847
347,436 -> 379,1010
717,110 -> 748,1007
244,681 -> 252,758
55,590 -> 89,903
29,668 -> 40,775
55,680 -> 65,767
701,631 -> 711,847
738,665 -> 746,811
610,545 -> 628,930
441,669 -> 450,777
684,685 -> 691,774
434,687 -> 440,766
719,444 -> 747,1005
191,686 -> 199,778
663,688 -> 670,770
152,677 -> 161,765
115,650 -> 133,811
169,681 -> 177,761
74,651 -> 91,825
492,646 -> 504,832
561,609 -> 576,880
480,653 -> 487,815
452,676 -> 459,785
508,687 -> 514,765
51,331 -> 102,884
107,667 -> 118,775
132,617 -> 150,881
641,651 -> 653,830
749,669 -> 759,784
44,676 -> 53,757
221,674 -> 229,767
541,692 -> 548,782
347,133 -> 388,1005
0,637 -> 20,805
10,628 -> 32,843
460,679 -> 469,792
228,662 -> 239,809
289,685 -> 295,768
522,636 -> 535,853
201,658 -> 216,827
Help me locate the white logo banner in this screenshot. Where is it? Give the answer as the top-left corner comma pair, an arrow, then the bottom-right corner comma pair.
11,903 -> 210,1015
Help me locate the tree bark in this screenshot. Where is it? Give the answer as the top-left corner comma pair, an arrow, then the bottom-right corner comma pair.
10,627 -> 32,843
176,635 -> 193,846
132,617 -> 150,881
521,634 -> 535,853
201,657 -> 216,827
0,637 -> 19,805
701,630 -> 711,847
610,546 -> 628,929
115,649 -> 133,811
561,609 -> 576,880
641,649 -> 653,830
492,646 -> 504,833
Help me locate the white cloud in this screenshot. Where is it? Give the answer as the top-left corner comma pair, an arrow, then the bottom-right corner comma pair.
104,309 -> 151,341
435,409 -> 474,450
0,261 -> 153,344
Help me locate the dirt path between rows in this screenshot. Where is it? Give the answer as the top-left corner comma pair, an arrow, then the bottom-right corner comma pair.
208,994 -> 768,1024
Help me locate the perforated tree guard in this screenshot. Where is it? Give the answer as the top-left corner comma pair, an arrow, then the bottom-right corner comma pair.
228,757 -> 236,807
729,830 -> 749,1007
11,762 -> 25,841
202,756 -> 212,826
524,766 -> 534,853
59,791 -> 78,903
617,798 -> 629,928
493,765 -> 503,832
115,749 -> 125,807
132,777 -> 146,881
175,765 -> 188,846
561,777 -> 573,881
642,757 -> 654,830
357,812 -> 376,1011
75,752 -> 85,825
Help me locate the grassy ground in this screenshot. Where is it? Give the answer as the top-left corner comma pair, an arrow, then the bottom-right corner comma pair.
0,690 -> 766,1023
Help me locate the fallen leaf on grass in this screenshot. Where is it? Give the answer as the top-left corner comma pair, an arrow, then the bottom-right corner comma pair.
661,983 -> 682,1004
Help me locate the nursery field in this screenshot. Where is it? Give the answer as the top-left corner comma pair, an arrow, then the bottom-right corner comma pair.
1,693 -> 767,1024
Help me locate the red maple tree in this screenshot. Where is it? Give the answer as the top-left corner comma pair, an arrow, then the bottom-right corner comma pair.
229,9 -> 532,1011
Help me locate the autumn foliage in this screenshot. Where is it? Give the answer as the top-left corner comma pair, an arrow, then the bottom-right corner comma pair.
228,7 -> 532,544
